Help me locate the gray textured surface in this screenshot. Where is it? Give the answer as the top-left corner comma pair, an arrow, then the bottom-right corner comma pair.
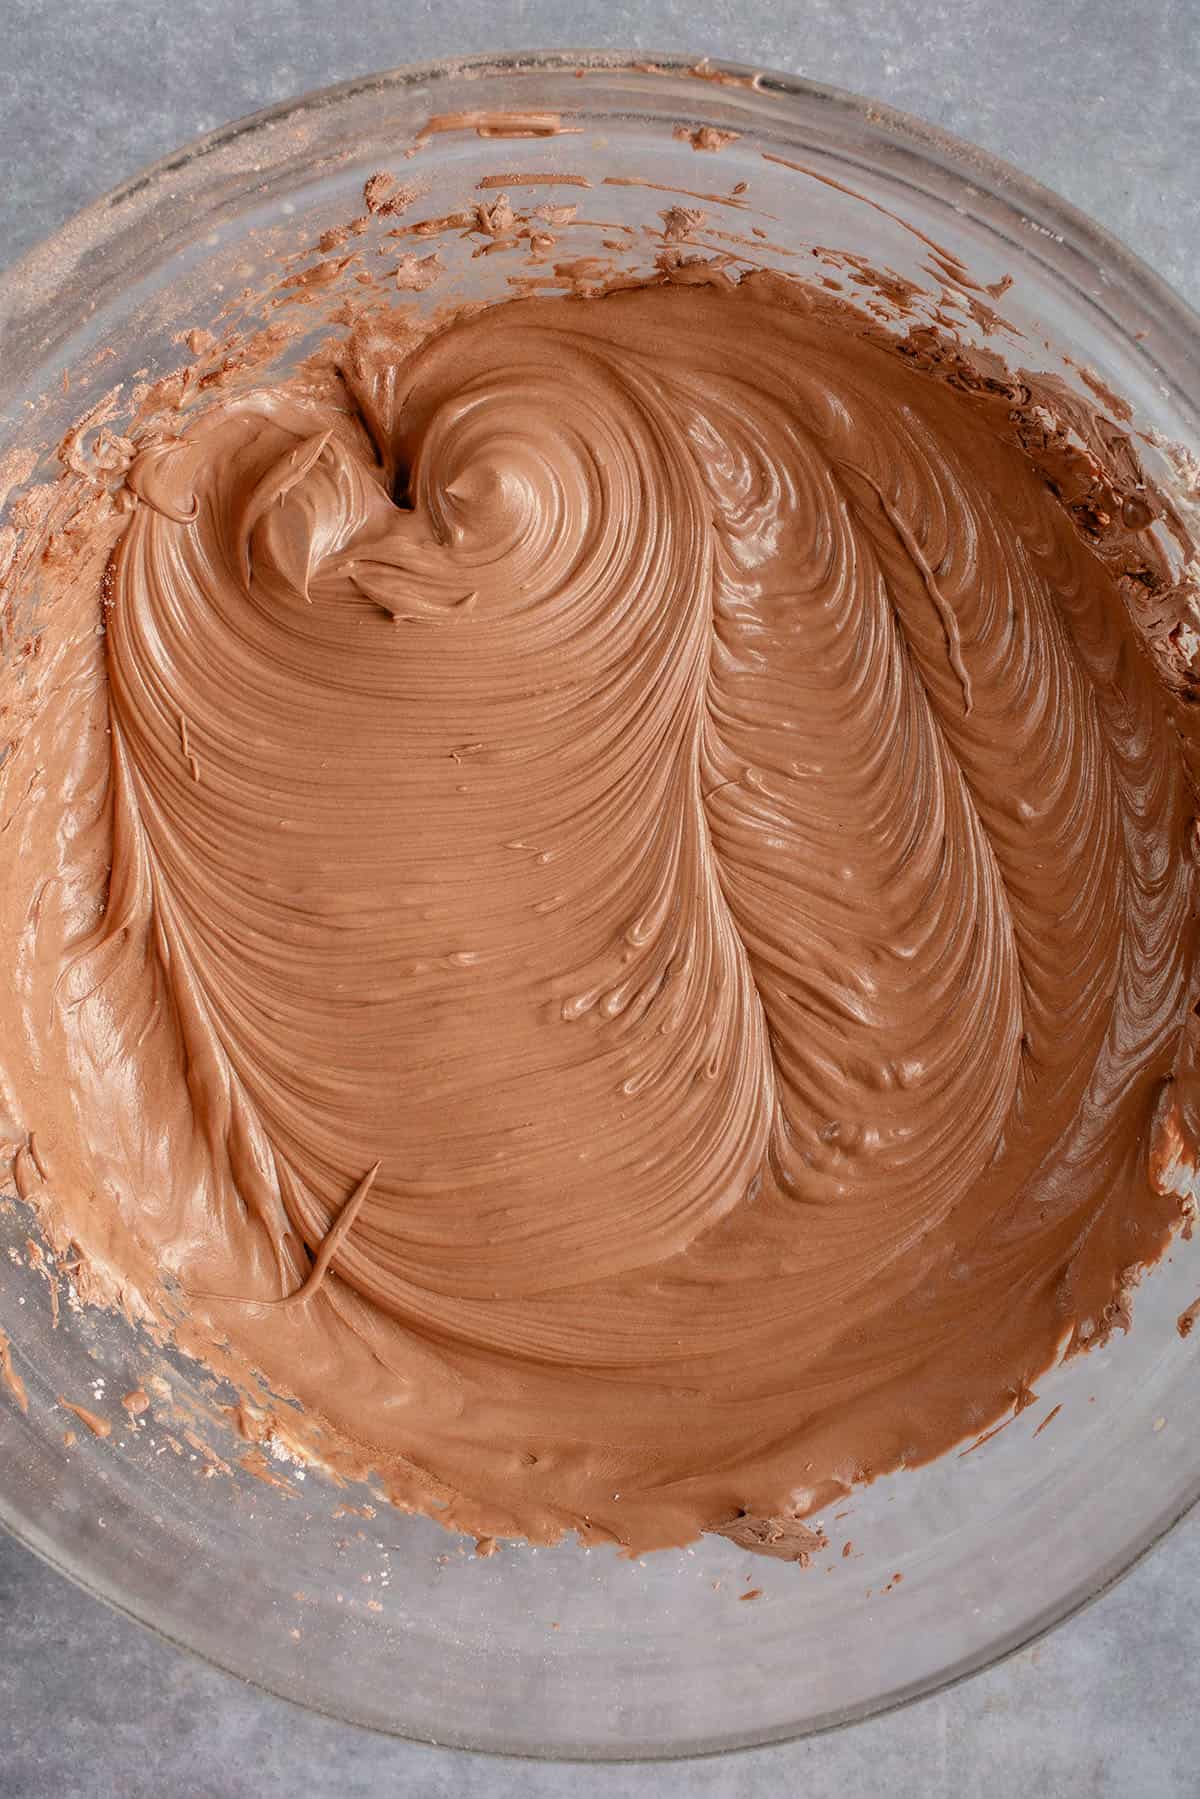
2,3 -> 1199,1794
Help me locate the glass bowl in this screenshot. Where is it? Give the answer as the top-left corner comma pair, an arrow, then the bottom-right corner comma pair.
1,51 -> 1199,1762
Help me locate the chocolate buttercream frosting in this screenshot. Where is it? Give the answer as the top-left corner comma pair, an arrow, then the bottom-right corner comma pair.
5,271 -> 1199,1553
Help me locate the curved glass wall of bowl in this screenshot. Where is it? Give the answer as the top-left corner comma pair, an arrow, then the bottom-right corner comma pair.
0,54 -> 1198,1761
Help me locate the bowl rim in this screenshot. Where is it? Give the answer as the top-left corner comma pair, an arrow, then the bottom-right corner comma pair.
3,48 -> 1199,370
2,47 -> 1199,1763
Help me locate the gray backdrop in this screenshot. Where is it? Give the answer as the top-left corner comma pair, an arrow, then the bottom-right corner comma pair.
2,2 -> 1199,1794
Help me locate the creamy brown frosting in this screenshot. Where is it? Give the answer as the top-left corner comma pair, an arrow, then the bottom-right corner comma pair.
6,273 -> 1200,1553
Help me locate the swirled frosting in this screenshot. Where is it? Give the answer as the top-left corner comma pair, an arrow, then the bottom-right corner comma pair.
22,275 -> 1200,1550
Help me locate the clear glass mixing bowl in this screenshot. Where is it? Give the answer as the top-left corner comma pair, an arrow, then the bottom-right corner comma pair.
1,51 -> 1199,1762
